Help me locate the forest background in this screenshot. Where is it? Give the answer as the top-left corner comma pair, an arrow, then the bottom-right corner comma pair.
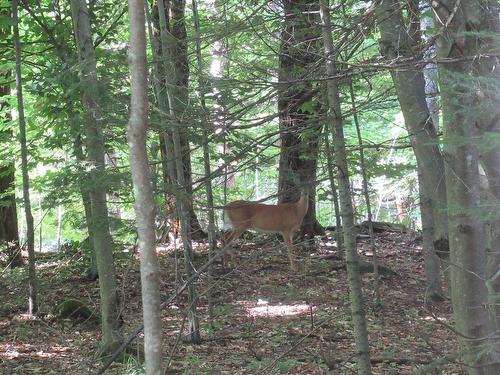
1,0 -> 500,374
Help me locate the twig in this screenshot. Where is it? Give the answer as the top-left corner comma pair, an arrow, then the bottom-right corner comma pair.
164,314 -> 187,372
95,242 -> 232,375
262,313 -> 343,374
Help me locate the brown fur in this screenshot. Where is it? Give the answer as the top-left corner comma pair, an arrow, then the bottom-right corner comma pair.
223,192 -> 309,270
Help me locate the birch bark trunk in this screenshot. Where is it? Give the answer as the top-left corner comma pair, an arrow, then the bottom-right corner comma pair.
127,0 -> 163,371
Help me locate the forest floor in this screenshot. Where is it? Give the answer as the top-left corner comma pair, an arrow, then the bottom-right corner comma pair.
0,229 -> 464,374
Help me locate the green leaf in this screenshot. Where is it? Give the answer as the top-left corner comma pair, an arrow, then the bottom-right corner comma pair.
0,15 -> 14,28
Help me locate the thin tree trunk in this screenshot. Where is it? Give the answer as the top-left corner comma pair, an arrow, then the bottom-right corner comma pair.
323,129 -> 343,257
56,205 -> 63,251
157,0 -> 200,344
38,196 -> 42,252
70,0 -> 123,354
349,81 -> 380,306
74,134 -> 98,279
13,0 -> 37,315
146,0 -> 179,246
192,0 -> 217,320
319,1 -> 372,373
128,0 -> 163,372
20,0 -> 100,277
161,0 -> 205,241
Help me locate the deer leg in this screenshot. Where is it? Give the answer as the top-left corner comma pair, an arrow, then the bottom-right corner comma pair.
282,231 -> 297,271
223,228 -> 244,268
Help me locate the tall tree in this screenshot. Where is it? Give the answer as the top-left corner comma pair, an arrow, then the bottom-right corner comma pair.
148,0 -> 179,244
320,0 -> 372,373
13,0 -> 37,313
192,0 -> 218,319
433,1 -> 500,373
156,0 -> 205,241
374,0 -> 448,300
0,7 -> 21,267
278,0 -> 324,237
157,0 -> 201,344
472,0 -> 500,328
70,0 -> 123,354
350,82 -> 380,305
127,0 -> 163,371
20,0 -> 99,279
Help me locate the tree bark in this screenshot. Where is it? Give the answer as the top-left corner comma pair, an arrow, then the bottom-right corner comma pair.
158,0 -> 205,241
0,38 -> 22,266
20,0 -> 100,280
157,0 -> 201,344
13,0 -> 37,314
127,0 -> 163,371
148,1 -> 179,244
470,0 -> 500,350
319,1 -> 372,373
350,81 -> 380,306
323,130 -> 343,257
192,0 -> 218,320
0,163 -> 21,267
433,1 -> 500,373
374,0 -> 447,301
70,0 -> 123,354
73,134 -> 98,280
278,0 -> 324,238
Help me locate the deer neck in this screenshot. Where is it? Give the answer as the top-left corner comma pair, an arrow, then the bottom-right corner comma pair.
297,193 -> 309,217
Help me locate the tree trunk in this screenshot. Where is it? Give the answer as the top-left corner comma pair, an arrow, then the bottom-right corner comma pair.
471,0 -> 500,349
158,0 -> 205,241
13,0 -> 37,314
21,0 -> 100,280
278,0 -> 324,238
70,0 -> 123,354
0,163 -> 21,267
38,196 -> 43,252
0,60 -> 22,267
56,205 -> 63,251
148,1 -> 179,244
420,2 -> 440,130
319,1 -> 372,373
192,0 -> 218,320
350,81 -> 380,306
323,130 -> 343,257
127,0 -> 163,371
0,7 -> 21,268
206,4 -> 234,201
73,134 -> 98,280
433,1 -> 499,373
374,0 -> 448,300
157,0 -> 201,344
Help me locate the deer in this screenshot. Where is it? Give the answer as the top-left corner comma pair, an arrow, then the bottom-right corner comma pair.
222,190 -> 309,271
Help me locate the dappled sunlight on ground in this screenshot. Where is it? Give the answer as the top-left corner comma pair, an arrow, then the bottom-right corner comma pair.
238,299 -> 314,318
0,232 -> 463,374
35,261 -> 60,270
156,239 -> 213,253
0,342 -> 72,360
423,315 -> 449,322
